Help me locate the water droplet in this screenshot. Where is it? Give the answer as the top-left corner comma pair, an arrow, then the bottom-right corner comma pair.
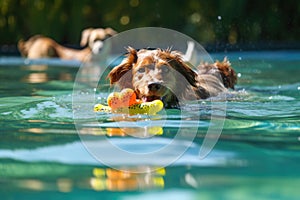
217,16 -> 222,20
297,86 -> 300,90
237,73 -> 241,77
238,57 -> 242,60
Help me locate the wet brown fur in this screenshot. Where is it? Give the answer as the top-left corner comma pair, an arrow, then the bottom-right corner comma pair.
108,47 -> 237,107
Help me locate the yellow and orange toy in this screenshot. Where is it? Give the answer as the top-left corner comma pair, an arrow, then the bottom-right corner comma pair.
94,88 -> 163,115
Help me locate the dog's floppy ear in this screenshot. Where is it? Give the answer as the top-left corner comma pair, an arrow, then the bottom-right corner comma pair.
104,27 -> 117,37
107,47 -> 137,87
17,39 -> 27,57
160,50 -> 198,88
80,28 -> 94,47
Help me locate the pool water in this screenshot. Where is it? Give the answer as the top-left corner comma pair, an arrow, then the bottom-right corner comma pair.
0,51 -> 300,200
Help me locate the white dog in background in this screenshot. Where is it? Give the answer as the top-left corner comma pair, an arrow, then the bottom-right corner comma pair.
18,27 -> 117,62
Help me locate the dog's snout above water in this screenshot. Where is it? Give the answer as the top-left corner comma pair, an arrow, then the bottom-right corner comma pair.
148,82 -> 163,92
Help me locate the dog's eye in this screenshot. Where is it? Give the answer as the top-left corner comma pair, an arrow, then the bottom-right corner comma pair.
137,68 -> 145,73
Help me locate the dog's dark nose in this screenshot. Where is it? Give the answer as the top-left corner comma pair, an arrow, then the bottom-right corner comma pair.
148,82 -> 162,91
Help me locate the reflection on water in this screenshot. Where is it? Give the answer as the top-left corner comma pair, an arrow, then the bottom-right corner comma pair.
21,65 -> 48,71
21,65 -> 74,83
59,72 -> 73,81
22,72 -> 49,83
91,167 -> 165,191
4,164 -> 165,193
107,126 -> 163,138
80,126 -> 163,137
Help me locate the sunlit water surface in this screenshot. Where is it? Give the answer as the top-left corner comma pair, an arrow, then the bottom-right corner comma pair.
0,51 -> 300,199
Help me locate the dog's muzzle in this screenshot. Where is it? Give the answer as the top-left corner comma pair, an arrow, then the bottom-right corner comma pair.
148,82 -> 163,92
92,40 -> 104,54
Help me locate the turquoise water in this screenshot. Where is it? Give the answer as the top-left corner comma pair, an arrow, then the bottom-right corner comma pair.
0,51 -> 300,199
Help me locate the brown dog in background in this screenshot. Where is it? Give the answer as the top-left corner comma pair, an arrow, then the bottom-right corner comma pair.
18,27 -> 117,62
108,47 -> 237,108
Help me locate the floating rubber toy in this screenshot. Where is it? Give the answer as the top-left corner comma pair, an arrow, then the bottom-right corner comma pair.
94,88 -> 163,115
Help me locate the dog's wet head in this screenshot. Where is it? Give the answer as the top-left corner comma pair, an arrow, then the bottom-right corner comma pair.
80,27 -> 117,54
130,50 -> 178,103
108,47 -> 199,108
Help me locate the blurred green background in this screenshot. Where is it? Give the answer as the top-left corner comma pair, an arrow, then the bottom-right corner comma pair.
0,0 -> 299,54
